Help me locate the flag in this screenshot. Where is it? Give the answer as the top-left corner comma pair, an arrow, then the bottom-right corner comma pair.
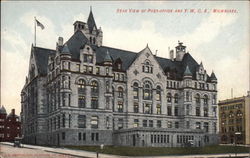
36,19 -> 45,30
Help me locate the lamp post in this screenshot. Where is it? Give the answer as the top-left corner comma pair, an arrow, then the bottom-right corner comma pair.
234,132 -> 241,157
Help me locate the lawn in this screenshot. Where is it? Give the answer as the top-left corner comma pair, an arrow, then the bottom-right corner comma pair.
65,145 -> 250,156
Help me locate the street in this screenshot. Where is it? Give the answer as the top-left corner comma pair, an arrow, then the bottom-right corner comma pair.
0,144 -> 78,158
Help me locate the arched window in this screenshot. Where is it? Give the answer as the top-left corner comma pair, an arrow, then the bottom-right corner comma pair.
204,95 -> 208,105
78,79 -> 86,94
236,110 -> 243,117
143,81 -> 152,100
142,60 -> 153,73
91,81 -> 98,95
93,37 -> 96,44
167,93 -> 172,103
90,37 -> 92,43
118,87 -> 123,98
133,82 -> 139,99
156,86 -> 161,101
174,94 -> 178,103
195,94 -> 200,105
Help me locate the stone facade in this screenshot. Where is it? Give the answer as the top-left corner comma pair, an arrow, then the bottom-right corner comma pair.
21,10 -> 218,147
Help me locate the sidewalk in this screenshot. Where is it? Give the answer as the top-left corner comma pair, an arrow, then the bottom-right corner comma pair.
1,142 -> 250,158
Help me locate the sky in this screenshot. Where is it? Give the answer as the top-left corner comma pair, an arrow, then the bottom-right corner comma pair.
1,1 -> 249,115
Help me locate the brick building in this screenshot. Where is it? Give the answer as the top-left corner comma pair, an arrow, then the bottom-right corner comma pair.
218,91 -> 250,145
0,107 -> 21,142
21,10 -> 218,147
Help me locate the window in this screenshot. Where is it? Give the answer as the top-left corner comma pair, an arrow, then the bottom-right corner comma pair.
203,95 -> 208,105
62,114 -> 65,127
167,93 -> 172,102
212,95 -> 216,104
133,82 -> 139,99
78,115 -> 86,128
157,120 -> 161,128
62,132 -> 65,140
143,61 -> 153,73
167,106 -> 172,116
143,120 -> 147,127
78,79 -> 86,94
186,105 -> 190,115
134,119 -> 139,127
213,122 -> 217,133
91,116 -> 98,129
167,121 -> 172,128
174,107 -> 179,116
134,102 -> 139,113
78,132 -> 82,140
185,91 -> 190,101
118,87 -> 123,98
106,67 -> 109,75
186,121 -> 190,129
143,81 -> 152,100
204,122 -> 209,132
118,118 -> 123,130
196,107 -> 200,116
83,54 -> 88,62
76,64 -> 80,72
204,107 -> 208,117
78,96 -> 85,108
196,122 -> 201,129
156,86 -> 161,101
144,103 -> 152,114
83,133 -> 86,141
88,66 -> 93,74
195,94 -> 200,105
91,133 -> 99,141
118,101 -> 123,112
96,67 -> 100,75
91,81 -> 98,96
149,120 -> 153,127
174,94 -> 178,103
175,122 -> 179,128
156,104 -> 161,114
91,97 -> 98,109
106,117 -> 110,129
83,66 -> 87,73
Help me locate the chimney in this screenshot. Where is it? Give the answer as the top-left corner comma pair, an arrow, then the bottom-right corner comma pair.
11,109 -> 15,115
169,50 -> 174,61
58,37 -> 63,46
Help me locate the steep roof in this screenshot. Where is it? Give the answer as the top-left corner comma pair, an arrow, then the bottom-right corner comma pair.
33,47 -> 56,76
0,106 -> 7,114
87,10 -> 97,33
210,71 -> 217,80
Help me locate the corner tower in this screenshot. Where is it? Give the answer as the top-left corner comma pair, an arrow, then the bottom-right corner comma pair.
73,8 -> 103,46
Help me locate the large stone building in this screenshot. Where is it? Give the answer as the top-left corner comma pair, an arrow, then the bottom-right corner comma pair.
218,91 -> 250,145
21,10 -> 218,147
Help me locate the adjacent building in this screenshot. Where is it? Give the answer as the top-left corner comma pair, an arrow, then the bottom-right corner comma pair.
218,91 -> 250,145
21,10 -> 218,147
0,107 -> 21,142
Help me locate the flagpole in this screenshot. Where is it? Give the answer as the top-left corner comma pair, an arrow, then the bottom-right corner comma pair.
34,17 -> 36,47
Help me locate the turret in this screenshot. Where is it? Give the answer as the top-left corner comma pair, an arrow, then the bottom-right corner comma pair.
210,71 -> 217,83
103,50 -> 112,65
183,65 -> 192,79
175,41 -> 186,61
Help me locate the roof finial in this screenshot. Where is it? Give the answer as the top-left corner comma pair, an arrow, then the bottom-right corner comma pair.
146,43 -> 148,48
90,6 -> 92,11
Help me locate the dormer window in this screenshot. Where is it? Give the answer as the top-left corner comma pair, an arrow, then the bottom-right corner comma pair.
83,54 -> 93,63
118,64 -> 121,70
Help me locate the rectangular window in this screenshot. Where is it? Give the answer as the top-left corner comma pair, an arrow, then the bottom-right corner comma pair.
91,97 -> 98,109
134,102 -> 139,113
204,122 -> 209,132
174,107 -> 178,116
76,64 -> 80,72
143,120 -> 147,127
62,132 -> 65,140
95,133 -> 99,141
78,96 -> 85,108
186,121 -> 190,129
91,133 -> 95,141
117,101 -> 123,112
106,67 -> 109,75
149,120 -> 153,127
83,54 -> 88,62
144,103 -> 152,114
88,66 -> 93,74
156,104 -> 161,114
175,122 -> 179,128
96,67 -> 100,75
118,118 -> 123,130
157,120 -> 161,128
78,132 -> 81,140
91,116 -> 98,129
134,119 -> 139,127
204,107 -> 208,117
82,133 -> 86,141
78,115 -> 86,128
167,121 -> 172,128
196,122 -> 201,129
83,66 -> 87,73
167,106 -> 172,116
196,107 -> 200,116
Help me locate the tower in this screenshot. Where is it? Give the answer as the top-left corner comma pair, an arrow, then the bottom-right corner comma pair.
73,9 -> 103,46
175,41 -> 186,61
